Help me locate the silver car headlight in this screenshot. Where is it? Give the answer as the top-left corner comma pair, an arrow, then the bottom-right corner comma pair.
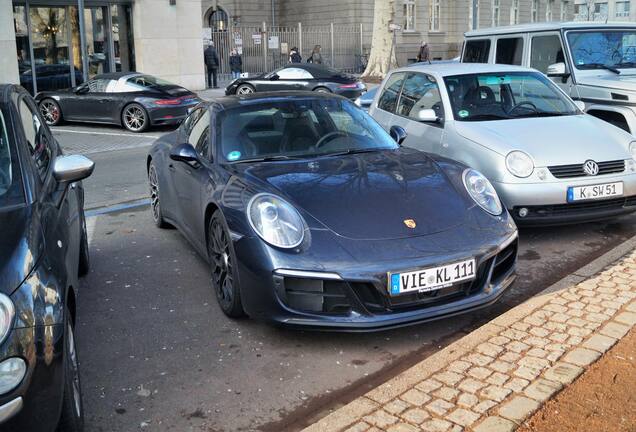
630,141 -> 636,160
247,193 -> 305,248
505,151 -> 534,178
463,169 -> 503,216
0,294 -> 14,346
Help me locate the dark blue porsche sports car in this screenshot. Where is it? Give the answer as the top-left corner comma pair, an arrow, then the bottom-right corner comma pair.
147,92 -> 518,330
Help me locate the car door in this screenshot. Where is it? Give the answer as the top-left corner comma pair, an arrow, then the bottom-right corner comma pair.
63,78 -> 114,122
369,71 -> 407,132
389,72 -> 445,154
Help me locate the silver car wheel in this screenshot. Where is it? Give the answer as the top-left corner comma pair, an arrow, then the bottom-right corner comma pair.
149,165 -> 161,222
123,105 -> 146,132
236,85 -> 254,95
40,100 -> 60,124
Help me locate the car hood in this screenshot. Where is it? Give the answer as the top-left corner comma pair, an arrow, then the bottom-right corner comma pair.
236,148 -> 470,240
454,115 -> 632,166
577,72 -> 636,93
0,206 -> 41,296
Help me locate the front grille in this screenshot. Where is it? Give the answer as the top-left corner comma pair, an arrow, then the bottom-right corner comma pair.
515,196 -> 636,219
492,240 -> 518,284
548,160 -> 625,179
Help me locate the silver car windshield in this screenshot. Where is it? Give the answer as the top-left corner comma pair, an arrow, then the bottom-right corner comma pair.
0,110 -> 23,208
444,72 -> 578,122
567,30 -> 636,70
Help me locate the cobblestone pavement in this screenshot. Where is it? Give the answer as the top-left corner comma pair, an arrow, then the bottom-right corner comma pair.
304,249 -> 636,432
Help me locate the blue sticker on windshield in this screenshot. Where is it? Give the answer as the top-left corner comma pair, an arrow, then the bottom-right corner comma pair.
227,151 -> 241,161
458,110 -> 470,118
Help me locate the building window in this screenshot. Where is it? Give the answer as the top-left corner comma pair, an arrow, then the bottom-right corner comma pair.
546,0 -> 554,20
469,0 -> 479,30
616,1 -> 630,17
492,0 -> 500,26
574,2 -> 588,20
403,0 -> 416,31
531,0 -> 539,22
209,7 -> 228,32
560,0 -> 569,20
429,0 -> 440,31
594,1 -> 608,20
510,0 -> 519,24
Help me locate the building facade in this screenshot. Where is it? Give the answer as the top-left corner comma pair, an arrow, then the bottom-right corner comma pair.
1,0 -> 635,93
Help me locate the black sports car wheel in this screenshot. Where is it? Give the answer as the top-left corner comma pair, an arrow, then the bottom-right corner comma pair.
208,211 -> 245,318
122,103 -> 149,133
78,211 -> 90,277
314,87 -> 332,93
57,308 -> 84,432
148,162 -> 169,228
39,98 -> 62,126
236,84 -> 255,95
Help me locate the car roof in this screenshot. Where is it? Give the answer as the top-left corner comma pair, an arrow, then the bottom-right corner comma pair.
93,72 -> 142,81
391,62 -> 536,77
210,91 -> 349,110
466,21 -> 636,37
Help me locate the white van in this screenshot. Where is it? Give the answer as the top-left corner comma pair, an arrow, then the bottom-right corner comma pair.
462,22 -> 636,135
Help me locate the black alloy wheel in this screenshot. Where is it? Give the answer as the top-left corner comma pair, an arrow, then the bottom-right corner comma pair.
57,308 -> 84,432
39,98 -> 62,126
148,162 -> 169,228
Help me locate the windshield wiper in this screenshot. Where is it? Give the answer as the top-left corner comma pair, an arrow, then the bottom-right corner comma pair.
319,148 -> 385,157
512,111 -> 569,118
583,63 -> 621,74
463,114 -> 511,121
614,61 -> 636,69
230,155 -> 303,163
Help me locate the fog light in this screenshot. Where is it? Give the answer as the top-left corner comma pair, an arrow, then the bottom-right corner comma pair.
518,208 -> 529,218
628,159 -> 636,173
537,168 -> 548,180
0,358 -> 26,394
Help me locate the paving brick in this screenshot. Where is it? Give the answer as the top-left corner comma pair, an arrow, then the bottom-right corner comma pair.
433,371 -> 464,386
468,366 -> 492,380
524,378 -> 563,402
506,341 -> 530,353
489,335 -> 511,346
476,342 -> 504,357
433,386 -> 459,402
480,385 -> 512,402
518,355 -> 550,371
544,303 -> 568,313
490,360 -> 514,374
498,396 -> 541,422
500,352 -> 521,363
426,398 -> 454,416
504,377 -> 530,392
626,302 -> 636,313
473,399 -> 498,414
527,348 -> 549,359
523,315 -> 545,326
525,336 -> 550,348
551,296 -> 568,305
446,408 -> 480,427
565,308 -> 585,318
600,321 -> 631,339
458,378 -> 487,394
602,300 -> 622,310
473,416 -> 516,432
465,353 -> 494,367
400,389 -> 431,406
514,366 -> 542,380
583,334 -> 618,353
363,410 -> 399,428
550,312 -> 570,323
544,322 -> 567,332
529,326 -> 550,338
457,393 -> 479,408
615,311 -> 636,326
387,423 -> 419,432
511,321 -> 532,331
546,349 -> 565,362
543,362 -> 584,385
401,408 -> 430,424
567,335 -> 583,346
568,301 -> 585,310
486,371 -> 509,386
384,399 -> 410,415
447,360 -> 471,373
420,418 -> 453,432
344,422 -> 371,432
567,325 -> 593,337
563,347 -> 602,367
584,304 -> 603,314
549,332 -> 569,343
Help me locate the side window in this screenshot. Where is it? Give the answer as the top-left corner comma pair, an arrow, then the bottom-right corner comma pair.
87,79 -> 112,92
277,68 -> 313,79
182,108 -> 204,135
396,73 -> 444,121
496,37 -> 524,65
377,72 -> 406,113
17,98 -> 51,181
530,35 -> 564,73
188,111 -> 210,159
463,39 -> 491,63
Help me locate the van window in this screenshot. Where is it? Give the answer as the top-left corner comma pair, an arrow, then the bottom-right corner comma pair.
530,35 -> 564,73
463,39 -> 491,63
377,72 -> 406,113
496,37 -> 524,65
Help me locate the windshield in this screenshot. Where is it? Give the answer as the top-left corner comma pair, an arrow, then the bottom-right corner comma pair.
219,98 -> 398,162
444,72 -> 578,122
0,110 -> 24,208
567,30 -> 636,70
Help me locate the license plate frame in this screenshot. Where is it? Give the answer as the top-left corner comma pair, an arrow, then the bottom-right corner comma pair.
567,181 -> 623,202
388,258 -> 476,296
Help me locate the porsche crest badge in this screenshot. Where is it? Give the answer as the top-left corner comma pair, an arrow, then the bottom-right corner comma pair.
403,219 -> 417,229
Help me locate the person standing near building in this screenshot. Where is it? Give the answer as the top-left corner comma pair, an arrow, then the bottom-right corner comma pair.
416,41 -> 430,63
289,47 -> 302,63
229,48 -> 242,79
307,45 -> 323,64
204,41 -> 220,88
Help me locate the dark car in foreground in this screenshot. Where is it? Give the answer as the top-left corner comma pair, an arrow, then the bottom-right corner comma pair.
0,85 -> 94,431
35,72 -> 200,132
147,92 -> 518,330
225,64 -> 366,99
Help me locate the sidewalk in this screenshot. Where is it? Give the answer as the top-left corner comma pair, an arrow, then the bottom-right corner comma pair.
303,237 -> 636,432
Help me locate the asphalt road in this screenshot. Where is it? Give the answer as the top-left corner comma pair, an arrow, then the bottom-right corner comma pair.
52,122 -> 636,432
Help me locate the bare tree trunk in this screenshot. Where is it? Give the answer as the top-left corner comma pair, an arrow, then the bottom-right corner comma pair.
361,0 -> 396,79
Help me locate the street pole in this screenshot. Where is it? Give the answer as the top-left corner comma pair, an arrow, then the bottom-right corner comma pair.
298,22 -> 303,59
472,0 -> 478,30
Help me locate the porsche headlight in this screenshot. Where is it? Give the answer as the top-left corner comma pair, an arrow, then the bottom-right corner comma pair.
0,294 -> 14,345
505,151 -> 534,178
630,141 -> 636,160
463,169 -> 503,216
247,193 -> 305,248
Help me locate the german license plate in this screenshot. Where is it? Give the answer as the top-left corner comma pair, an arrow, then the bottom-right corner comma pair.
567,181 -> 623,202
389,258 -> 476,296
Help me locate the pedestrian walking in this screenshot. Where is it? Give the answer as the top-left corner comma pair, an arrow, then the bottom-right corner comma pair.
229,48 -> 242,80
307,45 -> 323,64
416,41 -> 430,63
289,47 -> 302,63
204,41 -> 220,88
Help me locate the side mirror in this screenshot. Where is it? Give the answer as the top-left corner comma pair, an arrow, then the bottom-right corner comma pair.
75,85 -> 88,94
547,62 -> 570,82
417,108 -> 440,123
270,73 -> 280,81
53,155 -> 95,183
574,100 -> 586,112
389,125 -> 407,145
170,143 -> 200,165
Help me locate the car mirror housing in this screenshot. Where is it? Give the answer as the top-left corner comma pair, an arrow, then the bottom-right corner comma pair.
574,100 -> 586,112
74,85 -> 88,94
418,108 -> 440,123
389,125 -> 407,145
53,155 -> 95,183
170,143 -> 200,165
547,62 -> 570,83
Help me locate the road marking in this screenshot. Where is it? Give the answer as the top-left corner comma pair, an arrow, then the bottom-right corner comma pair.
86,217 -> 97,246
86,198 -> 151,218
52,128 -> 160,139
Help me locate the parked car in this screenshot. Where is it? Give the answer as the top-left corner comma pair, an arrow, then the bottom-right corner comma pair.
19,64 -> 84,95
35,72 -> 201,132
463,22 -> 636,135
225,64 -> 366,99
369,63 -> 636,225
0,84 -> 94,431
147,92 -> 518,330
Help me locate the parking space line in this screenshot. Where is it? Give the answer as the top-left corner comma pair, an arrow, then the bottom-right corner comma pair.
86,217 -> 96,246
86,198 -> 150,219
52,128 -> 160,139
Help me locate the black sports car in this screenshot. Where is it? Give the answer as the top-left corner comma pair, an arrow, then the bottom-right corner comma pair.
0,84 -> 94,431
225,64 -> 366,99
35,72 -> 200,133
147,92 -> 518,330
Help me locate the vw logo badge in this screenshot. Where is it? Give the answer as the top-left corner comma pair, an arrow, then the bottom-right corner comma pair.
583,160 -> 599,176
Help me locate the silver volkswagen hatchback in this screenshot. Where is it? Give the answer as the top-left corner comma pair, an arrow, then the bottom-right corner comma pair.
370,63 -> 636,225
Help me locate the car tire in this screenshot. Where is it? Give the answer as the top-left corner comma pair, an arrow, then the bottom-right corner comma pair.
121,103 -> 149,133
78,211 -> 90,277
313,87 -> 332,93
236,84 -> 255,95
39,98 -> 63,126
148,162 -> 170,229
208,210 -> 245,318
57,308 -> 84,432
